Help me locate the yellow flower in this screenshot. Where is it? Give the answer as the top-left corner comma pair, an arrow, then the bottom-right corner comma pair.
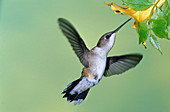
105,0 -> 166,47
105,0 -> 165,29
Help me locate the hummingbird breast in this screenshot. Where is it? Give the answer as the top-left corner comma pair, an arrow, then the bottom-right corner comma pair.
85,47 -> 107,84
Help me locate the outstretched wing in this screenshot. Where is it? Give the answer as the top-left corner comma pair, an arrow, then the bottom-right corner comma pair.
104,54 -> 143,77
58,18 -> 89,67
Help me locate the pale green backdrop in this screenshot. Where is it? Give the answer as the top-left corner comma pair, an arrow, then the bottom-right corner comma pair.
0,0 -> 170,112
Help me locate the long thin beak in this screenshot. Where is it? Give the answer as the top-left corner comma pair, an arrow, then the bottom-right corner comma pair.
112,18 -> 132,33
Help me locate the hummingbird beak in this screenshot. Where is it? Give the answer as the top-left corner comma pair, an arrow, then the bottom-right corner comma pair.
111,18 -> 132,33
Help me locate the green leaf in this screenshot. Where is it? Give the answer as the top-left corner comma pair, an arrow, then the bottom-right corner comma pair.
149,34 -> 162,54
151,7 -> 169,39
161,0 -> 170,17
150,19 -> 168,39
121,0 -> 154,11
161,0 -> 170,29
138,20 -> 150,43
152,7 -> 168,20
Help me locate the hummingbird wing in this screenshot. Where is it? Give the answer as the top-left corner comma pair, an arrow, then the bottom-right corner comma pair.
103,54 -> 142,77
58,18 -> 89,67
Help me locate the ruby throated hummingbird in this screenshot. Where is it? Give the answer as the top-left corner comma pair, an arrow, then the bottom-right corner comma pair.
58,18 -> 143,105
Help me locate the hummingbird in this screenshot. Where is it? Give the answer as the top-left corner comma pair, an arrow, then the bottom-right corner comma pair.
58,18 -> 143,105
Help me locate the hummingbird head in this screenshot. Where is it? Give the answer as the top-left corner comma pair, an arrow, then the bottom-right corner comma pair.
97,18 -> 132,53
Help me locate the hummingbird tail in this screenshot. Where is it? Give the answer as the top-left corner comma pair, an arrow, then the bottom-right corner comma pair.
62,78 -> 90,105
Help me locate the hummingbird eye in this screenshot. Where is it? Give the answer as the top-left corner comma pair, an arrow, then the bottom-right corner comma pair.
105,35 -> 110,39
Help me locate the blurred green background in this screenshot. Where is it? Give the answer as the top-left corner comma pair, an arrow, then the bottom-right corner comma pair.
0,0 -> 170,112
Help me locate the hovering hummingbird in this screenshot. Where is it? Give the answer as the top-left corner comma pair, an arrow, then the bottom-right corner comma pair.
58,18 -> 143,105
